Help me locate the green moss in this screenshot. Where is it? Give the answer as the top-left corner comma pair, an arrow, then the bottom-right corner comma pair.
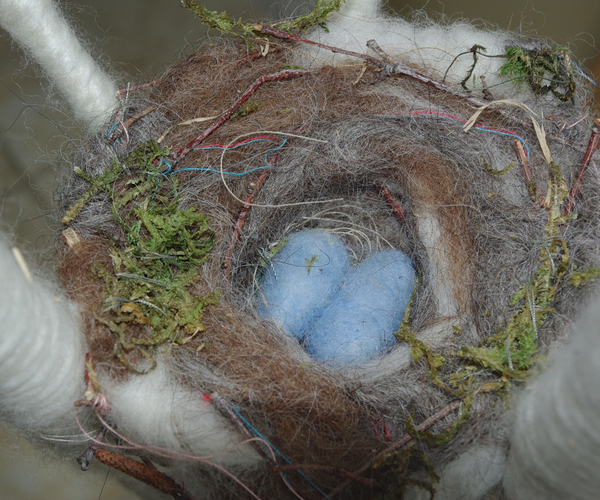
231,102 -> 260,119
406,394 -> 473,447
481,157 -> 515,176
375,442 -> 439,499
459,162 -> 572,377
181,1 -> 256,40
569,266 -> 600,287
182,0 -> 343,41
64,140 -> 217,372
499,46 -> 576,101
62,162 -> 123,224
274,0 -> 343,32
305,254 -> 319,274
388,162 -> 581,495
395,277 -> 459,396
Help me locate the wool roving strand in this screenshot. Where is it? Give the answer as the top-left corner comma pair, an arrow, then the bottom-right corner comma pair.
0,0 -> 118,131
0,238 -> 85,435
503,299 -> 600,500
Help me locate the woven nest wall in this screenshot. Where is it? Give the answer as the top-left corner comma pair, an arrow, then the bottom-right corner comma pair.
55,9 -> 600,499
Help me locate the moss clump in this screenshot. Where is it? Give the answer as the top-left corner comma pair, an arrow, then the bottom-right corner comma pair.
499,46 -> 576,101
64,140 -> 217,372
182,0 -> 343,42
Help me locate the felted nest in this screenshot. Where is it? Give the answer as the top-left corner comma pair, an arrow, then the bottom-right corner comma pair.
56,13 -> 600,499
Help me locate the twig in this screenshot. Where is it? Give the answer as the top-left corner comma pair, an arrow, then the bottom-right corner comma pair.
364,39 -> 395,66
223,170 -> 271,281
272,464 -> 383,490
513,139 -> 542,203
377,184 -> 405,223
108,106 -> 158,145
328,400 -> 462,498
480,76 -> 494,101
172,70 -> 311,161
255,24 -> 385,68
564,117 -> 600,216
257,27 -> 591,154
94,448 -> 189,500
254,28 -> 487,108
117,79 -> 161,98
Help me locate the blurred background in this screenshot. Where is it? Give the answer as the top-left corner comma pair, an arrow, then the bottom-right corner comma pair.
1,1 -> 599,498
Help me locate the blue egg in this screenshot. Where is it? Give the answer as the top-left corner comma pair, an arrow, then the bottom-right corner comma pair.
255,230 -> 350,339
306,250 -> 415,367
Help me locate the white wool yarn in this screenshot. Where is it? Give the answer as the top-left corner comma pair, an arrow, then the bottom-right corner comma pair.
0,238 -> 85,435
100,360 -> 261,469
406,443 -> 507,500
0,0 -> 118,130
503,298 -> 600,500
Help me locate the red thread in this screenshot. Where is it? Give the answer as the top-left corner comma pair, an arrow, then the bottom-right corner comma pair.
374,419 -> 390,442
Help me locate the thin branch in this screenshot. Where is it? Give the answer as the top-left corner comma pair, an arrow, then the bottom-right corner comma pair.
108,106 -> 158,145
117,79 -> 161,98
257,28 -> 591,154
377,184 -> 405,223
93,448 -> 189,500
172,70 -> 311,161
329,401 -> 462,498
223,170 -> 271,281
564,117 -> 600,216
255,24 -> 385,68
513,139 -> 542,203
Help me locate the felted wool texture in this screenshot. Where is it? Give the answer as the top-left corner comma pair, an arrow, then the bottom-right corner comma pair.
503,297 -> 600,500
100,359 -> 261,469
407,443 -> 507,500
255,229 -> 351,340
42,2 -> 600,499
306,249 -> 415,366
0,0 -> 118,131
0,237 -> 85,437
298,0 -> 512,90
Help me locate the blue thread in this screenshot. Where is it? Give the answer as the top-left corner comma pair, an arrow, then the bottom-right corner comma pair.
107,123 -> 119,137
231,406 -> 330,499
380,112 -> 532,158
171,135 -> 287,177
161,158 -> 173,174
471,124 -> 532,158
174,165 -> 271,176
